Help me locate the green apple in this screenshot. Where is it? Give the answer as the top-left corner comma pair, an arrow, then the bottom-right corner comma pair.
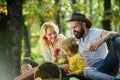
58,58 -> 66,64
69,77 -> 79,80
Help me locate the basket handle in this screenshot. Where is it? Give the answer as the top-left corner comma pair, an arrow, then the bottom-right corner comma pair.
33,62 -> 62,80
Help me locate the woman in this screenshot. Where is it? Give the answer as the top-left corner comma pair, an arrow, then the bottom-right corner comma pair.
21,22 -> 67,74
40,22 -> 67,67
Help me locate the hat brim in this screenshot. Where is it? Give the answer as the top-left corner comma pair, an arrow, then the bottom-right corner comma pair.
66,18 -> 92,28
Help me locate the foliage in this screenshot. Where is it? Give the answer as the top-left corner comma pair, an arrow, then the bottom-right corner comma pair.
111,0 -> 120,32
0,0 -> 7,14
0,0 -> 120,63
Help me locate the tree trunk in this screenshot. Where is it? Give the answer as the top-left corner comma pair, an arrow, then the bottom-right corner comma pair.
102,0 -> 111,48
54,0 -> 61,32
71,0 -> 76,12
102,0 -> 111,31
90,0 -> 92,14
0,0 -> 23,80
22,17 -> 31,57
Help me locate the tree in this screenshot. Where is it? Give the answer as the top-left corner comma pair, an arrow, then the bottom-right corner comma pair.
0,0 -> 23,80
102,0 -> 111,48
54,0 -> 61,31
102,0 -> 111,31
22,17 -> 31,57
71,0 -> 76,12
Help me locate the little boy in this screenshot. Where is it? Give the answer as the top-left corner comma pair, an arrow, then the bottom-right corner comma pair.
61,37 -> 86,80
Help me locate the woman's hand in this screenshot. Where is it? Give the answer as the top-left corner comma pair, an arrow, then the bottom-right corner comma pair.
53,47 -> 60,62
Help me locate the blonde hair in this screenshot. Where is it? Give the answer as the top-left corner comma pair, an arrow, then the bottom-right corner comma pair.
40,22 -> 59,47
62,37 -> 79,54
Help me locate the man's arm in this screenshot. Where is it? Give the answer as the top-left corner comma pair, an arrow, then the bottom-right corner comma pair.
87,30 -> 120,51
103,30 -> 120,42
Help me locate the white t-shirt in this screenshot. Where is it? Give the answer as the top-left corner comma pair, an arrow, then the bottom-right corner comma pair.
78,28 -> 108,66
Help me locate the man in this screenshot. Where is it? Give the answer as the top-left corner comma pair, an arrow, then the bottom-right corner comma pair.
66,13 -> 120,80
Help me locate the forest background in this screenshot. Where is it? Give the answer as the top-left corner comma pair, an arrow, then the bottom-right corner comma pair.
0,0 -> 120,80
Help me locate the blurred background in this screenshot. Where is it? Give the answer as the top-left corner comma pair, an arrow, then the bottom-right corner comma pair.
0,0 -> 120,80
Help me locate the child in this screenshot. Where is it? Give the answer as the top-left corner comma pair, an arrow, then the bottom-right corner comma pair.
61,37 -> 86,80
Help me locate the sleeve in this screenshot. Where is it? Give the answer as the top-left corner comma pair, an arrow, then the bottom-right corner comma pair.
73,56 -> 86,75
93,28 -> 103,38
41,46 -> 52,62
58,34 -> 66,40
57,34 -> 67,58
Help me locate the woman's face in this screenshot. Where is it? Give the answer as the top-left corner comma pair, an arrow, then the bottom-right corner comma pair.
46,27 -> 58,43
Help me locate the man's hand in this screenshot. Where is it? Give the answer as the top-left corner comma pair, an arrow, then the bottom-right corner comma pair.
87,41 -> 99,51
87,31 -> 120,51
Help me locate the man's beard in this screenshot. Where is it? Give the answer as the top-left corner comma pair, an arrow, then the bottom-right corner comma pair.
74,27 -> 85,39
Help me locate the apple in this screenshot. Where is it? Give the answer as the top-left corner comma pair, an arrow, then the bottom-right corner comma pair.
53,47 -> 60,53
69,77 -> 79,80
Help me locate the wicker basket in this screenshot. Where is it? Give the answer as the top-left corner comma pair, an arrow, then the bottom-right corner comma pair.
15,62 -> 66,80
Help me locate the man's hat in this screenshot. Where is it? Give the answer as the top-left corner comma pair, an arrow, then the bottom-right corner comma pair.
66,13 -> 92,28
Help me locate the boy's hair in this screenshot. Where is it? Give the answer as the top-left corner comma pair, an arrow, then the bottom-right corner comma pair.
62,37 -> 79,54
